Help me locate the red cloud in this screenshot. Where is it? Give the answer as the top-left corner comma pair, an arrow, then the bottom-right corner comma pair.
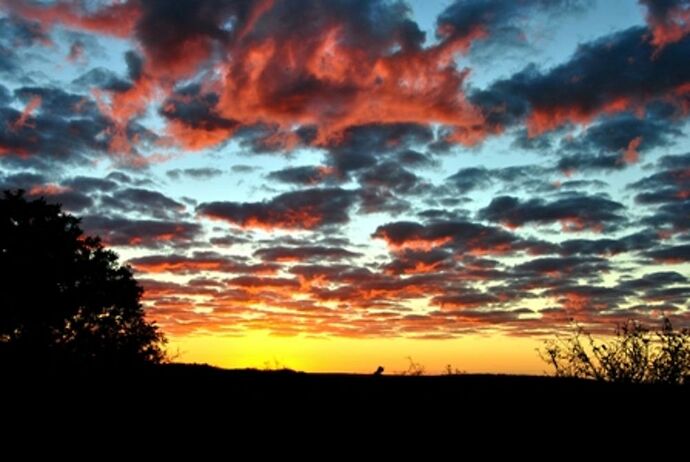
7,0 -> 487,153
11,96 -> 42,132
642,0 -> 690,48
2,0 -> 139,38
67,41 -> 85,63
526,97 -> 632,138
207,31 -> 484,148
129,254 -> 277,275
623,136 -> 643,165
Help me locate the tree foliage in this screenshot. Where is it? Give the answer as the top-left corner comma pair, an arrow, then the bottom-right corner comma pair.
540,318 -> 690,385
0,191 -> 166,368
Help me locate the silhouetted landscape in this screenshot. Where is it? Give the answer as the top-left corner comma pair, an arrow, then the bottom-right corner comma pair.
5,363 -> 688,419
3,2 -> 690,421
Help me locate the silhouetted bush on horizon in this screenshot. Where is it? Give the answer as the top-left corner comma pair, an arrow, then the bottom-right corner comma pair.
540,318 -> 690,385
0,190 -> 166,369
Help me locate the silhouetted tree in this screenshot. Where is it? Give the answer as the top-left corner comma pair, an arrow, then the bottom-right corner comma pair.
0,190 -> 166,369
539,318 -> 690,385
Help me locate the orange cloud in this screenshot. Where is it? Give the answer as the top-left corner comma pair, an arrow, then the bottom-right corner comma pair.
623,136 -> 643,165
11,96 -> 42,131
526,97 -> 632,137
28,183 -> 70,196
130,255 -> 279,275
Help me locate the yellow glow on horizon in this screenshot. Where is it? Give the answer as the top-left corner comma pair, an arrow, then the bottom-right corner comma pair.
168,332 -> 548,375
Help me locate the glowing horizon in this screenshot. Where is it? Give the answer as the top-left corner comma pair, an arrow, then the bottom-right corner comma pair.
169,331 -> 547,375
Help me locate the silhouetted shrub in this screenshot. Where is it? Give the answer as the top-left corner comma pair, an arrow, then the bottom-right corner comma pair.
540,318 -> 690,385
443,364 -> 465,375
0,191 -> 166,369
400,356 -> 425,376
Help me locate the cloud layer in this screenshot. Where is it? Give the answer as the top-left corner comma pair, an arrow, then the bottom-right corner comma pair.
1,0 -> 689,340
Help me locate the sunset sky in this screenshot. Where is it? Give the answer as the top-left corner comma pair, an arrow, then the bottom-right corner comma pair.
1,0 -> 689,374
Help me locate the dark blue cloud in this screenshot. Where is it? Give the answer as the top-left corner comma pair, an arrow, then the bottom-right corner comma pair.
197,188 -> 358,230
557,112 -> 684,171
471,26 -> 690,135
479,194 -> 626,232
267,166 -> 336,186
437,0 -> 591,52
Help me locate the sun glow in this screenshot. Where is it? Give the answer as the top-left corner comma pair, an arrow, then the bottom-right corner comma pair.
169,332 -> 545,375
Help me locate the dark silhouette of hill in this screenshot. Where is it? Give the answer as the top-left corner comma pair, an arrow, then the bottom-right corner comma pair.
5,363 -> 687,415
4,364 -> 686,446
146,363 -> 689,400
3,363 -> 688,444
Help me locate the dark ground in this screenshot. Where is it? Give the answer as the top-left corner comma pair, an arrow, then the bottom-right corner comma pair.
6,362 -> 688,410
4,363 -> 689,443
